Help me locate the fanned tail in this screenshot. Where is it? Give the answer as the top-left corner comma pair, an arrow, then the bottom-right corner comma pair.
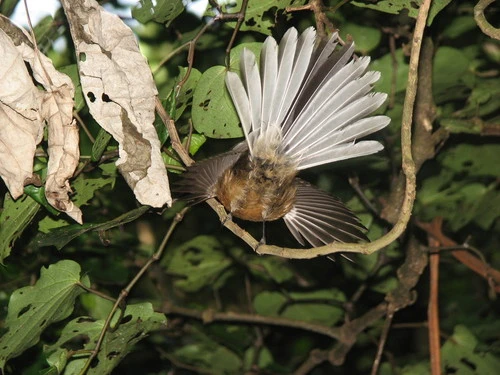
226,27 -> 317,156
225,28 -> 389,165
280,34 -> 390,170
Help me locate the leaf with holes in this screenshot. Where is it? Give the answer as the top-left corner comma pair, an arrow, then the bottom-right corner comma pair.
0,260 -> 89,370
351,0 -> 453,26
440,144 -> 500,178
132,0 -> 184,26
44,303 -> 166,374
218,0 -> 307,34
37,173 -> 116,234
441,325 -> 500,373
192,65 -> 243,139
0,193 -> 40,263
173,67 -> 202,121
31,205 -> 150,250
162,235 -> 232,292
192,43 -> 262,140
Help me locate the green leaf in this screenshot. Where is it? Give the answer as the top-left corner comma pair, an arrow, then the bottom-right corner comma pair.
440,144 -> 500,178
0,0 -> 19,17
284,289 -> 346,325
23,185 -> 59,215
0,193 -> 40,263
218,0 -> 306,34
0,260 -> 89,369
439,118 -> 483,134
191,43 -> 261,140
254,289 -> 346,326
417,174 -> 496,231
433,47 -> 470,103
58,64 -> 85,112
244,346 -> 274,371
174,67 -> 202,121
228,43 -> 262,72
253,291 -> 288,316
454,78 -> 500,118
247,256 -> 295,284
341,23 -> 381,54
44,303 -> 166,375
370,49 -> 409,96
163,134 -> 207,173
91,128 -> 113,162
400,362 -> 431,375
162,235 -> 233,292
442,16 -> 477,39
192,65 -> 243,139
132,0 -> 184,26
38,173 -> 115,233
351,0 -> 453,26
31,206 -> 150,250
370,276 -> 398,294
174,339 -> 242,374
441,325 -> 500,374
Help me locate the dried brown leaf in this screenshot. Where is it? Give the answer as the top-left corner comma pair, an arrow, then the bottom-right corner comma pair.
18,28 -> 82,223
0,29 -> 44,199
61,0 -> 171,208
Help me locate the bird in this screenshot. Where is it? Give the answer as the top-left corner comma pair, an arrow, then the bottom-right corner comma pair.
175,27 -> 390,247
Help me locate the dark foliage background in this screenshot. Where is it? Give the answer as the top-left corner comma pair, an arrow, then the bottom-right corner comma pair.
0,0 -> 499,374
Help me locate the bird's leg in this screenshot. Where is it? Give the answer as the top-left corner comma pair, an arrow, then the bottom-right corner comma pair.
221,211 -> 233,225
260,221 -> 267,245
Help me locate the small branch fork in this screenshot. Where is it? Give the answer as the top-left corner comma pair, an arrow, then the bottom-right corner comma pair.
176,0 -> 250,90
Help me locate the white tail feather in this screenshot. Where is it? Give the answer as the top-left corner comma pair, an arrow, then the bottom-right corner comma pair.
296,141 -> 384,170
224,27 -> 390,167
260,37 -> 278,135
272,27 -> 316,126
240,49 -> 262,134
283,57 -> 372,142
287,93 -> 388,162
225,71 -> 254,154
269,28 -> 298,126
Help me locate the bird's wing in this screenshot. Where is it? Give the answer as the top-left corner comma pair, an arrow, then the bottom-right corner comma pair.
174,151 -> 242,205
283,179 -> 368,247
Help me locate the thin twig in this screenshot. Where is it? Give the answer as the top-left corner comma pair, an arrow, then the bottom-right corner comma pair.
225,0 -> 250,56
78,208 -> 188,375
417,219 -> 500,293
371,310 -> 394,375
155,96 -> 192,166
162,303 -> 342,340
474,0 -> 500,40
152,42 -> 191,76
428,236 -> 442,375
77,282 -> 116,303
74,111 -> 95,143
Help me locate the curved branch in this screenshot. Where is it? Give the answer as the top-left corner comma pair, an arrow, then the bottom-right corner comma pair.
245,0 -> 434,258
474,0 -> 500,40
